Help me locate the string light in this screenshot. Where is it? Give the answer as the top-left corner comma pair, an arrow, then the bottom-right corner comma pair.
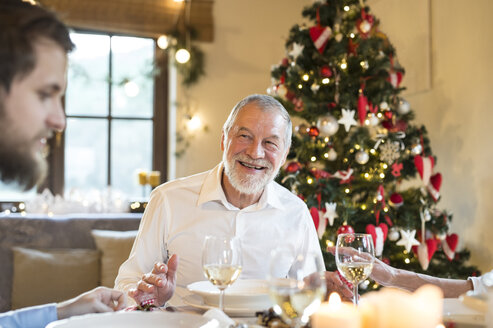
383,207 -> 389,212
175,48 -> 190,63
157,35 -> 169,49
361,204 -> 367,210
298,84 -> 303,89
311,156 -> 317,162
344,188 -> 350,194
354,144 -> 360,150
382,163 -> 388,169
364,173 -> 370,179
380,173 -> 385,179
307,177 -> 314,184
340,59 -> 347,69
324,153 -> 329,158
324,137 -> 329,142
302,74 -> 310,81
370,149 -> 376,154
350,33 -> 355,38
343,158 -> 348,163
404,258 -> 410,264
377,112 -> 383,118
322,78 -> 330,84
343,5 -> 350,11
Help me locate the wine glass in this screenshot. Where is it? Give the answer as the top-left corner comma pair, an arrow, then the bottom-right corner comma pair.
335,233 -> 375,305
268,247 -> 326,328
202,235 -> 242,311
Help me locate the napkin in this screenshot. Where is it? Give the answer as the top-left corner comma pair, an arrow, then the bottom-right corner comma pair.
202,308 -> 236,327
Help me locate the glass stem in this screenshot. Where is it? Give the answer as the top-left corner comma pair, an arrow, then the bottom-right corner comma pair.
353,283 -> 358,306
219,288 -> 225,311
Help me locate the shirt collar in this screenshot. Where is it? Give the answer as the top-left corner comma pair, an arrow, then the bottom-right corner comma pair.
197,162 -> 285,211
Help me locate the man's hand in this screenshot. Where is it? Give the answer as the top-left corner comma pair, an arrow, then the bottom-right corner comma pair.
324,271 -> 353,302
129,254 -> 179,307
326,246 -> 397,287
56,287 -> 127,319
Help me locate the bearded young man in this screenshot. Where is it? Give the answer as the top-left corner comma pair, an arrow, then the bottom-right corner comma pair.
116,94 -> 352,307
0,1 -> 128,327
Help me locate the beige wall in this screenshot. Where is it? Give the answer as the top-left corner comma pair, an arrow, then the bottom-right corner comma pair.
174,0 -> 493,271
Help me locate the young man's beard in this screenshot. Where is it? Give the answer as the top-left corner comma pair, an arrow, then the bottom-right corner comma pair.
0,141 -> 47,191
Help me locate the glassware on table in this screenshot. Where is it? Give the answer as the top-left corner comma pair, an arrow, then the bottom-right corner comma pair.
202,235 -> 242,311
335,233 -> 375,305
268,247 -> 326,328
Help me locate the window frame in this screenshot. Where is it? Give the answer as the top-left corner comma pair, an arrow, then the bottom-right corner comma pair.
40,29 -> 169,197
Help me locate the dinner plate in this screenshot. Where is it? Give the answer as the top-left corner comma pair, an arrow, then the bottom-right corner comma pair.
187,279 -> 272,309
46,311 -> 213,328
182,294 -> 265,317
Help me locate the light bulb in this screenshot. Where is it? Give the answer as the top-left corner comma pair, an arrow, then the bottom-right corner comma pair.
186,115 -> 202,131
175,48 -> 190,63
157,35 -> 169,49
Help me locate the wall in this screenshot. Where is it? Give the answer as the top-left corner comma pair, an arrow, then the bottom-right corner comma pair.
174,0 -> 493,271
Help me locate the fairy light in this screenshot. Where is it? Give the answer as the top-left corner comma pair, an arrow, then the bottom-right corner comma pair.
354,144 -> 361,150
302,74 -> 310,81
344,5 -> 350,11
345,188 -> 350,194
307,177 -> 314,184
350,33 -> 355,38
377,112 -> 383,118
311,156 -> 317,162
343,158 -> 348,163
370,149 -> 376,155
298,84 -> 303,89
349,149 -> 354,153
324,137 -> 329,142
324,153 -> 329,158
361,204 -> 367,210
364,173 -> 370,179
404,258 -> 410,264
382,163 -> 388,169
326,240 -> 334,247
157,35 -> 169,49
380,173 -> 385,179
365,119 -> 370,125
383,207 -> 389,212
373,198 -> 377,204
340,60 -> 347,70
322,78 -> 330,84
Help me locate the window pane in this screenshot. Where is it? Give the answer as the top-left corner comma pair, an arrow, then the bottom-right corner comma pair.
111,36 -> 154,118
65,118 -> 108,192
0,182 -> 35,202
66,33 -> 110,116
111,119 -> 153,198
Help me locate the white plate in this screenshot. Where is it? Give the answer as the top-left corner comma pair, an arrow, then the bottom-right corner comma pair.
187,279 -> 272,309
183,294 -> 266,317
46,311 -> 212,328
443,298 -> 485,325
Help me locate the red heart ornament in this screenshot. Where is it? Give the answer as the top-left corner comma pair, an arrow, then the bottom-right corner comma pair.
414,155 -> 435,185
387,71 -> 403,88
310,207 -> 319,231
366,223 -> 388,256
309,26 -> 332,54
413,238 -> 438,270
427,173 -> 442,201
358,92 -> 368,125
443,233 -> 458,261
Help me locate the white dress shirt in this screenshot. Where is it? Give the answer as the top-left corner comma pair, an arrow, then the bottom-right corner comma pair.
115,162 -> 323,305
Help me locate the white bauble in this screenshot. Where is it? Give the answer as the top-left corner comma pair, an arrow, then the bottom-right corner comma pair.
398,99 -> 411,114
369,113 -> 379,126
317,114 -> 339,136
355,150 -> 369,164
327,148 -> 337,161
277,84 -> 288,98
388,228 -> 400,241
380,101 -> 389,110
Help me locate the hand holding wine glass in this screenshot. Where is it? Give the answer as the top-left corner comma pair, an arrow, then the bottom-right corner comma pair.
335,233 -> 375,305
268,247 -> 326,328
202,235 -> 242,311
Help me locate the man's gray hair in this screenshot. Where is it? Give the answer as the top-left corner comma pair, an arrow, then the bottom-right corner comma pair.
222,94 -> 292,151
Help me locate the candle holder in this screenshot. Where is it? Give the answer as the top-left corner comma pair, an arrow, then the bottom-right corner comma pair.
148,171 -> 161,189
137,170 -> 148,198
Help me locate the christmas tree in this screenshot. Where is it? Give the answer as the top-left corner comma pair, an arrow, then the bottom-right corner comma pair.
269,0 -> 479,291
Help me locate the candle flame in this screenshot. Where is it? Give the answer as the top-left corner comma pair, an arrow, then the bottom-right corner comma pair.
328,292 -> 342,310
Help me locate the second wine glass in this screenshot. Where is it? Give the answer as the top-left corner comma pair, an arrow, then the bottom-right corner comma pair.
202,235 -> 242,311
335,233 -> 375,305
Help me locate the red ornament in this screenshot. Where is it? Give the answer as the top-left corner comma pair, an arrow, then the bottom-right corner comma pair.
285,161 -> 302,173
310,207 -> 320,231
427,173 -> 442,202
357,89 -> 368,125
309,25 -> 332,54
391,162 -> 403,177
442,233 -> 458,261
308,126 -> 320,137
413,238 -> 438,270
389,193 -> 403,208
414,155 -> 435,185
366,223 -> 388,256
383,110 -> 393,120
321,66 -> 333,78
337,224 -> 354,235
348,38 -> 358,55
387,71 -> 403,88
281,58 -> 289,67
382,119 -> 407,132
293,98 -> 304,112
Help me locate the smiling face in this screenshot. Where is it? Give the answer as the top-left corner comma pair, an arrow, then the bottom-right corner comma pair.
221,103 -> 289,197
0,39 -> 67,189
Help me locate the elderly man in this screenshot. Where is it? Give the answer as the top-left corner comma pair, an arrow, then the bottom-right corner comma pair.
116,94 -> 352,306
0,1 -> 126,327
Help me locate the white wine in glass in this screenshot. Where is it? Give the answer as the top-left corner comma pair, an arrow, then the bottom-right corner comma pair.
202,235 -> 242,311
268,248 -> 326,328
335,233 -> 375,305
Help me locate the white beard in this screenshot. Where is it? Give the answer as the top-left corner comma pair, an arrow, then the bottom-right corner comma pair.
223,152 -> 276,195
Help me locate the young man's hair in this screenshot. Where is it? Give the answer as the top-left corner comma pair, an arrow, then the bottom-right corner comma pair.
0,0 -> 74,93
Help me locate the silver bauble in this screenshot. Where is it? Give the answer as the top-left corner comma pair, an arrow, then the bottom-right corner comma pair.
398,99 -> 411,115
355,150 -> 369,164
317,114 -> 339,136
411,143 -> 423,155
327,148 -> 337,161
388,228 -> 400,241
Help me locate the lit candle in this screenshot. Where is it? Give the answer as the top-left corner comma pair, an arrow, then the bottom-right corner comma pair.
148,171 -> 161,188
138,171 -> 148,186
312,293 -> 361,328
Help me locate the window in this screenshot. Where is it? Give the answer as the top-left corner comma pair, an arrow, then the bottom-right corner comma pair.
0,31 -> 168,202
